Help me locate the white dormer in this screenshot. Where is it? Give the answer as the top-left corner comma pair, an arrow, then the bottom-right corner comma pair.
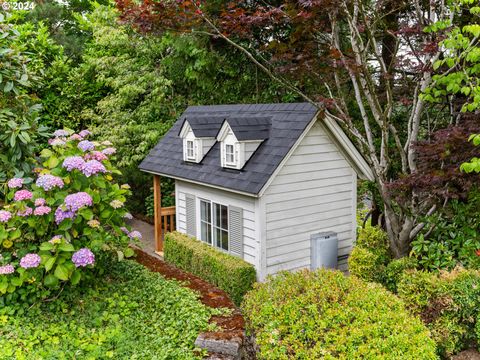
217,121 -> 264,170
179,120 -> 216,163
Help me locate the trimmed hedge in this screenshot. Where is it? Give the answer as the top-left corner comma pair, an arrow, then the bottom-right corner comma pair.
164,232 -> 256,305
397,268 -> 480,358
243,269 -> 437,359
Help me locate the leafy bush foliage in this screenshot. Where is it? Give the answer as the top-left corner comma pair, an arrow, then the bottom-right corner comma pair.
397,268 -> 480,358
243,269 -> 437,359
0,130 -> 137,305
411,190 -> 480,271
0,259 -> 215,359
0,15 -> 49,182
348,247 -> 386,283
349,225 -> 391,282
383,257 -> 418,293
164,232 -> 256,305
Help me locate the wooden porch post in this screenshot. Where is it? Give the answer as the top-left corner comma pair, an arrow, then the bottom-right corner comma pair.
153,175 -> 163,253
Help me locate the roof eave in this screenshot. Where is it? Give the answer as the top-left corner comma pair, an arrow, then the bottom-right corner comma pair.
139,168 -> 260,198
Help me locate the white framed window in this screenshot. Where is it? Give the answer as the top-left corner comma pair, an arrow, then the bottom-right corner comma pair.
225,144 -> 235,165
200,199 -> 229,251
186,140 -> 195,161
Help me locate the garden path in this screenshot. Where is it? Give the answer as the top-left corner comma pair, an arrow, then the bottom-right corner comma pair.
127,218 -> 160,258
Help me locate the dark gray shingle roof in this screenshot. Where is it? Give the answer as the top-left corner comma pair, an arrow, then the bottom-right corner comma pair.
139,103 -> 319,195
224,116 -> 271,140
180,116 -> 225,138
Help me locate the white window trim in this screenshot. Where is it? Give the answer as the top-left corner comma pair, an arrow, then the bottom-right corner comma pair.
186,140 -> 195,161
224,143 -> 236,166
199,198 -> 230,252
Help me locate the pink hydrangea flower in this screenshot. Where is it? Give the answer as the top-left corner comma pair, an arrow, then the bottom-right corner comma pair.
7,178 -> 23,189
0,264 -> 14,275
55,207 -> 76,224
69,134 -> 83,141
34,206 -> 51,216
17,207 -> 33,217
64,192 -> 93,212
102,147 -> 116,155
53,129 -> 69,137
63,156 -> 86,171
128,231 -> 142,240
14,190 -> 33,201
78,130 -> 91,138
0,210 -> 12,223
49,138 -> 66,146
78,140 -> 95,152
84,151 -> 107,162
36,174 -> 64,191
19,253 -> 41,269
72,248 -> 95,267
82,160 -> 106,177
34,198 -> 46,207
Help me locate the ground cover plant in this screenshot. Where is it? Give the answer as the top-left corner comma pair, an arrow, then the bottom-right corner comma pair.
243,268 -> 437,360
0,129 -> 138,307
0,259 -> 216,359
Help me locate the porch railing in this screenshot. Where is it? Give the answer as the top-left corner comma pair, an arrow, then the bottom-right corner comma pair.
160,206 -> 176,234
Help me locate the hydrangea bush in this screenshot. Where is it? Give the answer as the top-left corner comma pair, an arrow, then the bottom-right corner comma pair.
0,129 -> 138,302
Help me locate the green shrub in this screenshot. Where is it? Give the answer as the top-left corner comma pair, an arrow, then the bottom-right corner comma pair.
411,190 -> 480,272
0,259 -> 215,359
356,224 -> 390,261
243,269 -> 437,360
164,232 -> 256,305
397,268 -> 480,358
384,257 -> 418,292
0,129 -> 136,306
349,225 -> 391,283
348,247 -> 386,283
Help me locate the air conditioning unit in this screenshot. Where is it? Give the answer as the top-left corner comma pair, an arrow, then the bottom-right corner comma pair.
310,231 -> 338,270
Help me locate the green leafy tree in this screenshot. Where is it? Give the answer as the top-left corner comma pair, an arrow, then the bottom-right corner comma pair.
0,14 -> 49,182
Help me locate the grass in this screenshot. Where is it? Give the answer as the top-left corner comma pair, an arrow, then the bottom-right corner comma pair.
0,259 -> 218,360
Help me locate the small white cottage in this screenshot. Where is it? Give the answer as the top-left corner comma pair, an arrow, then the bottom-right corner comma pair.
140,103 -> 373,280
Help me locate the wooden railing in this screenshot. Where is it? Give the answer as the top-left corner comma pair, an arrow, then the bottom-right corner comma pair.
160,206 -> 176,234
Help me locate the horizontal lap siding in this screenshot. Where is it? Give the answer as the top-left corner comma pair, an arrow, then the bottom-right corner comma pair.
264,122 -> 356,275
175,180 -> 258,267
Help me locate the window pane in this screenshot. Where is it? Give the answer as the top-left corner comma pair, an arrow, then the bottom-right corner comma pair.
214,228 -> 221,248
213,203 -> 219,227
201,222 -> 212,244
220,230 -> 228,251
200,201 -> 207,221
201,222 -> 207,243
221,205 -> 228,230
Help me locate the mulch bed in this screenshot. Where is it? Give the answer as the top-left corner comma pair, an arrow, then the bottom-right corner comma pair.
133,248 -> 245,340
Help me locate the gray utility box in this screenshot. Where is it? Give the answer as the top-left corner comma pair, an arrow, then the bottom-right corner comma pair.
310,231 -> 338,270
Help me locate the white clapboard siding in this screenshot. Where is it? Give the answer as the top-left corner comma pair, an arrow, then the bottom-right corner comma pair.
175,180 -> 258,269
263,121 -> 357,275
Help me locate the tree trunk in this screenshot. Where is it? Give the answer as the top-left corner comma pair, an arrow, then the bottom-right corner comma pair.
383,205 -> 414,258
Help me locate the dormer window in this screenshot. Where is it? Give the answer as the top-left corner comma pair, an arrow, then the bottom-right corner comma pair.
179,118 -> 218,163
186,140 -> 195,161
216,118 -> 270,170
225,144 -> 236,166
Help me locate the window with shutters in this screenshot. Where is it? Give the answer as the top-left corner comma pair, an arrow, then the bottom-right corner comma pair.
200,199 -> 228,251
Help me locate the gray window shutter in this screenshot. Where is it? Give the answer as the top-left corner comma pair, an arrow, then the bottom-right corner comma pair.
228,206 -> 243,258
185,193 -> 196,237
